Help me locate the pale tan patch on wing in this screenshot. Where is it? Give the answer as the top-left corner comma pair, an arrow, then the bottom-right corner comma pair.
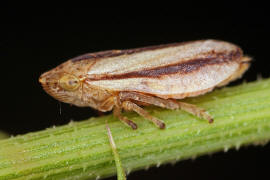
146,82 -> 168,92
156,87 -> 214,99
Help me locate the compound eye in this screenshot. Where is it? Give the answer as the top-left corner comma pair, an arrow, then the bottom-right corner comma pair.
59,74 -> 80,91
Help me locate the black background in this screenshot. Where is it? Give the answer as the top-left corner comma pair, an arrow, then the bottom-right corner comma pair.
1,5 -> 270,180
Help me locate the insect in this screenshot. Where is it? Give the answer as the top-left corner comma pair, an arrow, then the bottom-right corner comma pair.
39,39 -> 250,129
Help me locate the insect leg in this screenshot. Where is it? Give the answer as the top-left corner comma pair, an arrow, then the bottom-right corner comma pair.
122,101 -> 165,129
120,92 -> 213,123
119,92 -> 179,109
113,106 -> 138,130
176,101 -> 213,123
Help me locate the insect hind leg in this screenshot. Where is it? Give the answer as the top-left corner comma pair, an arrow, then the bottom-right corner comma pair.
177,101 -> 213,123
119,92 -> 179,109
119,91 -> 213,124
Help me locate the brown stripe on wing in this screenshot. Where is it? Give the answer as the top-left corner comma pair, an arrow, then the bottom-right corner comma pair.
71,50 -> 122,62
87,49 -> 242,81
71,42 -> 189,62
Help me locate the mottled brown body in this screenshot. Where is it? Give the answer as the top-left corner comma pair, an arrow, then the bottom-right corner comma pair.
39,40 -> 250,129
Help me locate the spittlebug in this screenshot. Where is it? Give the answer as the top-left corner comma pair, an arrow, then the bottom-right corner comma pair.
39,39 -> 250,129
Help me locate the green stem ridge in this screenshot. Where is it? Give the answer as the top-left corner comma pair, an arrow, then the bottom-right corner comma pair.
1,78 -> 270,180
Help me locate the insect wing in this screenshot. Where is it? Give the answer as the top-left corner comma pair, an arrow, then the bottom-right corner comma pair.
85,40 -> 243,99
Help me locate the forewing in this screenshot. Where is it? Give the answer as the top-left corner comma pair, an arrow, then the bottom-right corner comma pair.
86,61 -> 240,99
84,40 -> 243,99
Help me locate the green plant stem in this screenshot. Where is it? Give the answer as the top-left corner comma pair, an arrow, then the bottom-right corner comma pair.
1,78 -> 270,180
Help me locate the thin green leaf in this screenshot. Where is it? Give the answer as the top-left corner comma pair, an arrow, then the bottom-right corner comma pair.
106,123 -> 126,180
